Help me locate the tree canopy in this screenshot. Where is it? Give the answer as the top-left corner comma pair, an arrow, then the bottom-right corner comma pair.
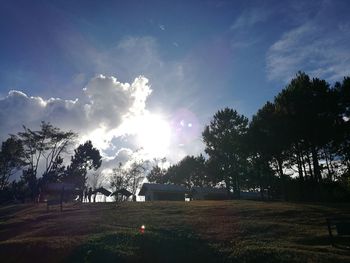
65,140 -> 102,190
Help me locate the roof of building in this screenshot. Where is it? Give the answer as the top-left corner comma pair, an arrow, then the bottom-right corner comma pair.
111,188 -> 133,197
139,183 -> 188,196
93,187 -> 112,196
191,186 -> 228,195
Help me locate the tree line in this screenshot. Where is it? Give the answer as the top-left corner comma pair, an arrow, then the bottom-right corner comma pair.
147,72 -> 350,202
0,122 -> 102,203
1,72 -> 349,203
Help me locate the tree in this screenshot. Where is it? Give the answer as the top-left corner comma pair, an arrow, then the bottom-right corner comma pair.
164,155 -> 210,188
110,161 -> 146,201
148,165 -> 166,183
248,102 -> 289,199
202,108 -> 248,196
65,141 -> 102,191
274,72 -> 339,183
128,161 -> 147,199
0,136 -> 25,190
88,172 -> 105,202
110,163 -> 128,201
334,77 -> 350,177
16,122 -> 76,180
14,122 -> 76,200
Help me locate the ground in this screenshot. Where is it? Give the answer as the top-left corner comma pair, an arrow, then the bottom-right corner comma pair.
0,201 -> 349,262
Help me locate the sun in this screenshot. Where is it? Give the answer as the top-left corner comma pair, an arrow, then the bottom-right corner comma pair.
136,113 -> 171,157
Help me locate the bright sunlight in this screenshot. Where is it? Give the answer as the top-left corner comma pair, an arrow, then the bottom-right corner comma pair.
136,113 -> 171,157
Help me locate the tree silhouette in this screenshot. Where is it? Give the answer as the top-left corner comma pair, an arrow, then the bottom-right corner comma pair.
202,108 -> 248,197
15,122 -> 76,200
0,136 -> 25,190
16,122 -> 76,178
110,161 -> 146,201
248,102 -> 289,198
334,77 -> 350,180
163,155 -> 210,188
65,140 -> 102,191
110,163 -> 129,201
148,165 -> 166,184
274,73 -> 340,183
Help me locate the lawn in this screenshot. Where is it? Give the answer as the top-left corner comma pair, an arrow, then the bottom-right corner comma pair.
0,200 -> 349,262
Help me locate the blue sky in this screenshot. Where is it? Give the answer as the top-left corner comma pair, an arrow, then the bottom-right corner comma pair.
1,0 -> 350,167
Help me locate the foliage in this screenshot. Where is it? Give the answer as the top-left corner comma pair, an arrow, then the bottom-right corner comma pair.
1,72 -> 350,203
110,161 -> 147,201
0,136 -> 25,190
17,121 -> 77,179
202,108 -> 248,196
162,155 -> 210,188
3,122 -> 77,200
147,165 -> 166,184
65,140 -> 102,190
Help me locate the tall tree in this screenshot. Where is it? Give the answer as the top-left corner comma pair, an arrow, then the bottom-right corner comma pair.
0,136 -> 25,190
15,122 -> 76,199
248,102 -> 289,198
274,72 -> 338,182
128,161 -> 147,199
110,163 -> 129,201
65,140 -> 102,190
334,77 -> 350,179
202,108 -> 248,196
16,121 -> 76,180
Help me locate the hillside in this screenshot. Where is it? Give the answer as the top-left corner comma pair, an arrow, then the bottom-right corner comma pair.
0,201 -> 350,262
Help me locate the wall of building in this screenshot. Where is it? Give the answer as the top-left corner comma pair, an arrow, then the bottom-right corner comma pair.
144,191 -> 185,201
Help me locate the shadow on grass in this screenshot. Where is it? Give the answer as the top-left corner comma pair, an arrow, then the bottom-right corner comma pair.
296,234 -> 350,249
68,228 -> 223,263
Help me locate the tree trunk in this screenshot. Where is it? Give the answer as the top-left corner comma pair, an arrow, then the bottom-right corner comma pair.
297,153 -> 304,181
311,146 -> 322,182
295,143 -> 304,181
306,151 -> 314,181
324,149 -> 332,181
276,157 -> 287,201
301,153 -> 308,180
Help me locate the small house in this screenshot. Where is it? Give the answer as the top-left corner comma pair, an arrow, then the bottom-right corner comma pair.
139,183 -> 187,201
191,187 -> 229,200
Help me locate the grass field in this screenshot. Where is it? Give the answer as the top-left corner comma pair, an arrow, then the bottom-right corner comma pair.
0,200 -> 350,262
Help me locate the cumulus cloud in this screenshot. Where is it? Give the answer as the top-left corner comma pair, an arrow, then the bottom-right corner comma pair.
0,75 -> 152,150
0,35 -> 207,176
83,75 -> 151,129
0,72 -> 204,173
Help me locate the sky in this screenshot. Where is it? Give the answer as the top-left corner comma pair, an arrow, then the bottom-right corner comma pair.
1,0 -> 350,173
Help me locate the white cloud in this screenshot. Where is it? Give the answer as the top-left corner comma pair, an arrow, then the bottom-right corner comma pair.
230,8 -> 270,31
83,75 -> 151,128
102,147 -> 134,170
266,5 -> 350,82
0,35 -> 208,178
0,72 -> 205,179
0,75 -> 152,149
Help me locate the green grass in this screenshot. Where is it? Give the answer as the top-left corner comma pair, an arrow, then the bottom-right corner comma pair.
0,201 -> 349,262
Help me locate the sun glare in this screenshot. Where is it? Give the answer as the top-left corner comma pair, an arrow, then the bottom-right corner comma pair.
136,113 -> 171,157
